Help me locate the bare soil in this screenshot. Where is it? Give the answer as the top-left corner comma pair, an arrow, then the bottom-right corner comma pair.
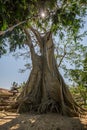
0,111 -> 87,130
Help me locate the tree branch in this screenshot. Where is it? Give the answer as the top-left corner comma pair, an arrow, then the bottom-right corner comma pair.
30,27 -> 43,48
24,28 -> 35,61
58,45 -> 67,67
0,15 -> 38,36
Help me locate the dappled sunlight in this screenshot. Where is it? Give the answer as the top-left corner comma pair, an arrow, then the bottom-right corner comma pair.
0,112 -> 87,130
0,119 -> 12,125
0,112 -> 19,125
0,112 -> 38,130
29,118 -> 36,123
80,114 -> 87,128
10,124 -> 20,130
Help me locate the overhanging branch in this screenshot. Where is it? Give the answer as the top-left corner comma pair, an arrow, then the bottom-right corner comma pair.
24,28 -> 35,61
0,15 -> 38,36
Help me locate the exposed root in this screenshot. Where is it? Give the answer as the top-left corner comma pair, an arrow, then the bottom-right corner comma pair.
16,96 -> 85,117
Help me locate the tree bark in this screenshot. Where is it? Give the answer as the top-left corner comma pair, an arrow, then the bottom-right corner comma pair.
16,29 -> 84,116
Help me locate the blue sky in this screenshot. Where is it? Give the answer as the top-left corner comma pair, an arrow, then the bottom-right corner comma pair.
0,16 -> 87,90
0,52 -> 29,89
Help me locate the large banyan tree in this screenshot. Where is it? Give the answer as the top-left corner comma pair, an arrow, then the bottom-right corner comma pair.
0,0 -> 87,116
16,27 -> 84,116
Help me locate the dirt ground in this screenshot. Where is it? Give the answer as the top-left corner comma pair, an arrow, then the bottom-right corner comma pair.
0,111 -> 87,130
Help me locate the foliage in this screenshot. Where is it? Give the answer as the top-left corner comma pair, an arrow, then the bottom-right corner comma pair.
70,85 -> 87,108
11,81 -> 26,93
11,81 -> 18,91
17,82 -> 26,93
69,53 -> 87,107
68,52 -> 87,86
54,31 -> 87,67
0,0 -> 87,57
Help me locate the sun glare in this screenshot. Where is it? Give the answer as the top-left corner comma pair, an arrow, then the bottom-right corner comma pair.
40,12 -> 46,18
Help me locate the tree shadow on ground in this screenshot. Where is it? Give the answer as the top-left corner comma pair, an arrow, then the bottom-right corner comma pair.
0,112 -> 87,130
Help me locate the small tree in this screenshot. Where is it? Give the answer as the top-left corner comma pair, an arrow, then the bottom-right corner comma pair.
11,82 -> 18,91
18,82 -> 26,93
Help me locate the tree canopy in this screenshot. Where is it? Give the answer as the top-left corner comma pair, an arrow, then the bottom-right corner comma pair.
69,52 -> 87,87
0,0 -> 87,57
0,0 -> 87,36
0,0 -> 87,82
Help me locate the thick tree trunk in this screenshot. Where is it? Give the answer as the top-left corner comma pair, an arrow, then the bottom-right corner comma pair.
16,29 -> 84,116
